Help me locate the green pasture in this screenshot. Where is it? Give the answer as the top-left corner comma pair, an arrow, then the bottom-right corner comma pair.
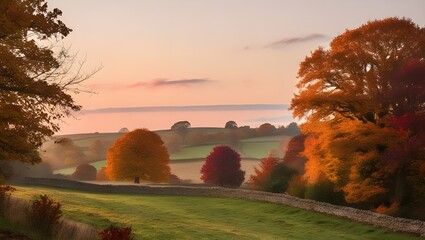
53,134 -> 291,175
10,185 -> 421,240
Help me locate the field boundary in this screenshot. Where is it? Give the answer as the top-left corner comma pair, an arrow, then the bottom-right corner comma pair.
24,177 -> 425,237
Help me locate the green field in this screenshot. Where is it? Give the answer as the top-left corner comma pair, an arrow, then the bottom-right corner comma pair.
10,185 -> 421,240
53,134 -> 291,175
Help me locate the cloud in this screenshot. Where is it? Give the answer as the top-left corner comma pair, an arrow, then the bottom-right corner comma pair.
147,78 -> 211,88
89,78 -> 213,90
82,104 -> 289,114
265,34 -> 326,49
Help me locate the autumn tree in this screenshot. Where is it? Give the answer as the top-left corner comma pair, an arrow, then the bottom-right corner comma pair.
106,129 -> 171,183
200,146 -> 245,187
0,0 -> 96,181
291,18 -> 425,126
291,18 -> 425,211
249,155 -> 280,190
249,154 -> 298,193
283,134 -> 307,174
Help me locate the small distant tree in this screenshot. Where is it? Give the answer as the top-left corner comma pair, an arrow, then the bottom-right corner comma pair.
201,146 -> 245,187
285,122 -> 301,136
106,129 -> 171,183
171,121 -> 191,130
119,127 -> 129,133
225,121 -> 238,129
171,121 -> 191,144
71,163 -> 97,181
257,123 -> 277,136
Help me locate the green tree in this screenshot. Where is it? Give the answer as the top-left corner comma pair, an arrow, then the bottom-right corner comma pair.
106,129 -> 171,183
0,0 -> 95,181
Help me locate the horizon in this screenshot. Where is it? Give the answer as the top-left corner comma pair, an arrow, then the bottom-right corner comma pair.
59,103 -> 294,135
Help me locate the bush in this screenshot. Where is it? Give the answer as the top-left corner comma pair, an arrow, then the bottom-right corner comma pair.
267,163 -> 298,193
30,194 -> 62,237
286,175 -> 307,198
99,225 -> 133,240
249,156 -> 298,193
304,181 -> 345,205
71,163 -> 97,181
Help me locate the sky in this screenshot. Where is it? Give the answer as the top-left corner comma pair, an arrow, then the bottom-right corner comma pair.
49,0 -> 425,134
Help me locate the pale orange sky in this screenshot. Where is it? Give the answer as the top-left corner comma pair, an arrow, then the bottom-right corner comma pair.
49,0 -> 425,134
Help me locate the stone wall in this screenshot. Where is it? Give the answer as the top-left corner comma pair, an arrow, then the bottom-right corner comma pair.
24,177 -> 425,237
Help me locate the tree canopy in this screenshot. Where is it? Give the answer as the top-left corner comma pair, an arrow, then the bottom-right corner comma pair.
200,145 -> 245,187
291,18 -> 425,125
106,129 -> 171,183
0,0 -> 91,176
291,18 -> 425,216
225,121 -> 237,129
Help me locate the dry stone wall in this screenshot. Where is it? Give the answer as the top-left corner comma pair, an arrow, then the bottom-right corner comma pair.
24,177 -> 425,237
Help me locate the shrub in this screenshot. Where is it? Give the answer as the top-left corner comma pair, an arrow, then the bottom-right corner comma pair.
71,163 -> 97,181
304,181 -> 345,205
30,194 -> 62,237
249,156 -> 298,193
99,225 -> 133,240
249,156 -> 280,191
267,163 -> 298,193
286,175 -> 307,198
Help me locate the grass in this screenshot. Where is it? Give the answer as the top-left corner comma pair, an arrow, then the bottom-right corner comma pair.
0,217 -> 39,239
10,185 -> 422,240
53,135 -> 288,175
170,144 -> 216,160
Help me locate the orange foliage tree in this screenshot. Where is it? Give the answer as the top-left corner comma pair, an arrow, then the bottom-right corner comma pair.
106,129 -> 171,183
0,0 -> 97,182
291,18 -> 425,211
249,155 -> 280,190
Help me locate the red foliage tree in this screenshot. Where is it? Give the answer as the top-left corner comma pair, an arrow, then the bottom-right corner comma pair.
283,134 -> 307,173
200,146 -> 245,187
71,163 -> 97,181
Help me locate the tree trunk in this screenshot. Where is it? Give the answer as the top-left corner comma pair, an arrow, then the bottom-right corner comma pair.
134,177 -> 140,184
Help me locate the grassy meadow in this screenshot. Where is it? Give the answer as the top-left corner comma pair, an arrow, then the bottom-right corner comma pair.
52,129 -> 292,180
9,185 -> 422,240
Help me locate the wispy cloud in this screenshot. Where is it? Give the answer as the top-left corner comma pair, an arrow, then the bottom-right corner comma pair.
89,78 -> 213,90
265,34 -> 326,49
148,78 -> 211,88
244,33 -> 327,50
82,104 -> 289,114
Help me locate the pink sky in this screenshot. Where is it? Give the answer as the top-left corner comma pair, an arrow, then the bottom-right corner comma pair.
48,0 -> 425,134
